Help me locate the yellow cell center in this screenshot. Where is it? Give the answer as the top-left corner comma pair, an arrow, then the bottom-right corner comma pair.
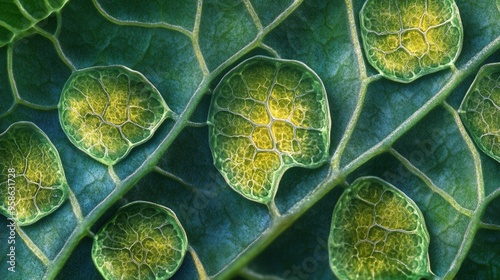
401,30 -> 428,57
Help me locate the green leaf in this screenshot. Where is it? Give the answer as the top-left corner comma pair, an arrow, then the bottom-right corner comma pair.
0,0 -> 68,47
359,0 -> 463,82
92,201 -> 188,280
458,63 -> 500,162
208,56 -> 330,204
58,65 -> 173,166
0,0 -> 498,279
328,177 -> 432,279
0,122 -> 68,226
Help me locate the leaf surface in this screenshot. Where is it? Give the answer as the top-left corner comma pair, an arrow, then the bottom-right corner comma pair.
0,0 -> 68,47
0,0 -> 498,279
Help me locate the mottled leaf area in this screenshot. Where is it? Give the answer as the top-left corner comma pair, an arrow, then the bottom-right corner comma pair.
92,201 -> 188,280
360,0 -> 463,82
208,56 -> 331,204
0,122 -> 68,226
459,63 -> 500,162
0,0 -> 68,47
329,177 -> 432,280
58,66 -> 172,166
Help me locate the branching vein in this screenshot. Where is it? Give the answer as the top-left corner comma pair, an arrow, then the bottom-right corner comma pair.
33,25 -> 76,72
91,0 -> 192,38
67,188 -> 84,222
16,226 -> 50,265
388,148 -> 474,217
243,0 -> 263,32
443,101 -> 485,203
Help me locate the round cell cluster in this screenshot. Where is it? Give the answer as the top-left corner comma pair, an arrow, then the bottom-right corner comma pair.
329,177 -> 431,280
0,122 -> 68,226
208,56 -> 331,204
360,0 -> 463,82
459,63 -> 500,162
92,201 -> 188,280
58,65 -> 172,165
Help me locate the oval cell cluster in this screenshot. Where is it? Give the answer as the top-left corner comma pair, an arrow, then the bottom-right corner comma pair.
459,63 -> 500,162
0,122 -> 69,226
92,201 -> 188,280
329,177 -> 432,280
360,0 -> 463,82
58,65 -> 172,165
208,56 -> 331,204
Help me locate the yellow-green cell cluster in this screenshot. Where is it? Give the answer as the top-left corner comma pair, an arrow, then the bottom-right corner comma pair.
0,122 -> 68,226
360,0 -> 463,82
58,66 -> 171,165
92,201 -> 188,280
208,56 -> 331,204
329,177 -> 431,280
459,63 -> 500,162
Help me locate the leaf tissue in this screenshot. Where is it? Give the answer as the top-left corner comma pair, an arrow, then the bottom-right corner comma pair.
0,122 -> 68,226
208,56 -> 331,204
58,66 -> 172,166
0,0 -> 498,279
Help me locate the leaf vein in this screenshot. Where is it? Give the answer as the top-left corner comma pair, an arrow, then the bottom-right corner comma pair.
480,222 -> 500,231
33,25 -> 76,72
17,226 -> 50,265
442,101 -> 484,203
243,0 -> 264,31
67,187 -> 84,222
91,0 -> 193,38
388,148 -> 474,217
192,0 -> 209,76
